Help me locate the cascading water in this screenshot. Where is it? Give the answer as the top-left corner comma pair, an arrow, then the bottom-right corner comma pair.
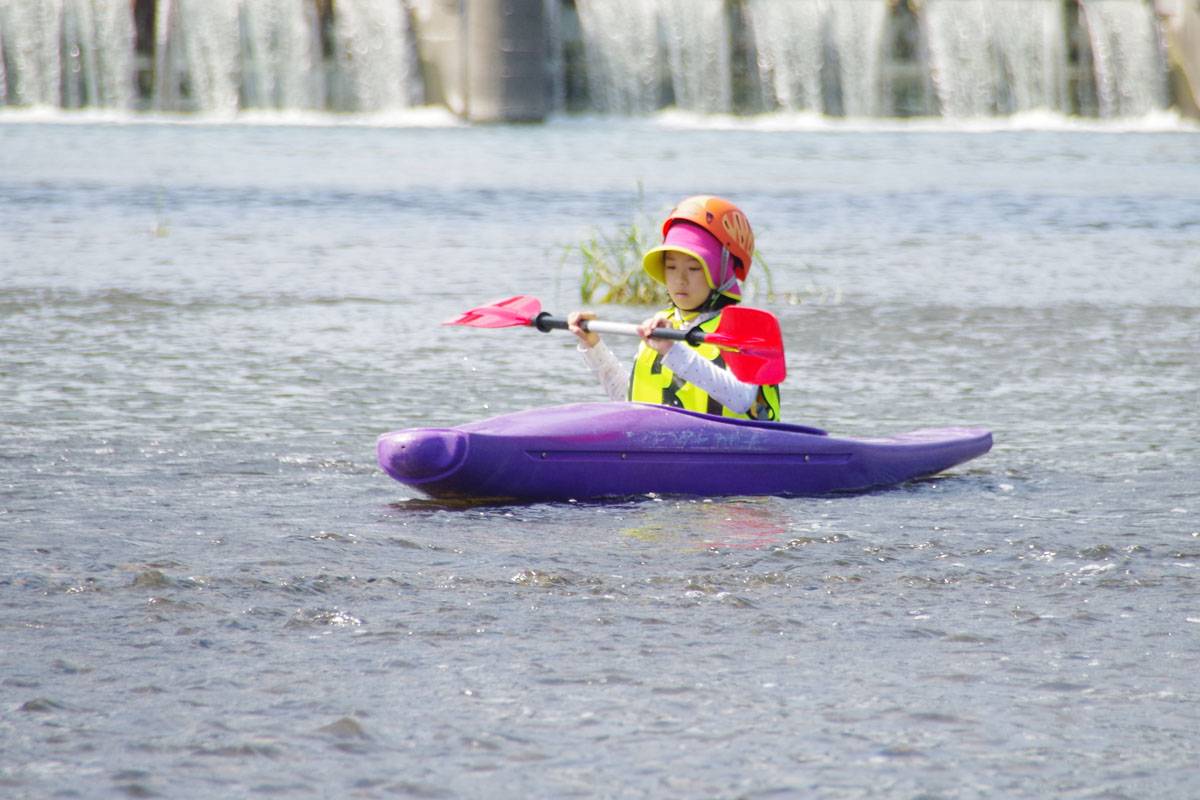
0,0 -> 135,109
746,0 -> 888,116
658,0 -> 731,114
991,0 -> 1068,113
0,0 -> 1179,119
240,0 -> 323,110
575,0 -> 731,114
923,0 -> 998,117
574,0 -> 661,113
923,0 -> 1068,116
328,0 -> 418,112
156,0 -> 415,113
825,0 -> 889,117
1080,0 -> 1169,116
2,0 -> 418,113
155,0 -> 242,113
576,0 -> 1172,118
745,0 -> 825,113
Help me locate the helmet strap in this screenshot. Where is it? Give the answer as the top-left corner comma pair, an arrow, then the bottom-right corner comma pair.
712,247 -> 739,299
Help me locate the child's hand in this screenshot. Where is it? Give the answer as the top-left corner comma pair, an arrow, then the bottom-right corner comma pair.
638,313 -> 674,355
567,310 -> 600,348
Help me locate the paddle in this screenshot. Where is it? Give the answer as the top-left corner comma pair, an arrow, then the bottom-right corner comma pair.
444,295 -> 786,385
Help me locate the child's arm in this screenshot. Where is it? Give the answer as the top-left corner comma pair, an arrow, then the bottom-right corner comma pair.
661,345 -> 758,414
579,338 -> 629,401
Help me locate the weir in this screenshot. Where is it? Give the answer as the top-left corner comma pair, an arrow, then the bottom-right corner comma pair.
0,0 -> 1191,120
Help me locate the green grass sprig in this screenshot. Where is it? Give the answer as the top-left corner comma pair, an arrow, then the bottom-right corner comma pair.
563,195 -> 778,306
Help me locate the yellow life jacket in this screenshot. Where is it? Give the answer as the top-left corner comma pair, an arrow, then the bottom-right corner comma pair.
628,310 -> 782,421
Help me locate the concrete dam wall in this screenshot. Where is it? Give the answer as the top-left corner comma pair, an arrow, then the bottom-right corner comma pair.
0,0 -> 1195,121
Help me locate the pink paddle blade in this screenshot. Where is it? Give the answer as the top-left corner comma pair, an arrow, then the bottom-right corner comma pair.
443,296 -> 543,328
705,306 -> 787,385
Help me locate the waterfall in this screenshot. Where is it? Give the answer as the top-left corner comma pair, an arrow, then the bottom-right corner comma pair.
576,0 -> 886,116
575,0 -> 731,113
746,0 -> 825,113
924,0 -> 997,117
328,0 -> 417,112
923,0 -> 1067,116
659,0 -> 730,113
827,0 -> 888,117
2,0 -> 417,114
155,0 -> 402,113
241,0 -> 323,110
0,0 -> 135,109
573,0 -> 1174,119
991,0 -> 1068,113
0,0 -> 1180,119
575,0 -> 661,113
1080,0 -> 1169,116
156,0 -> 242,113
746,0 -> 888,117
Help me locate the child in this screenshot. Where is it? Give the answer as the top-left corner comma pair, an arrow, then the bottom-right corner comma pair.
568,195 -> 782,421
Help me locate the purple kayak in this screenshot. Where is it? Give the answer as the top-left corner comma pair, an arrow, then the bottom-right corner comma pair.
377,402 -> 992,502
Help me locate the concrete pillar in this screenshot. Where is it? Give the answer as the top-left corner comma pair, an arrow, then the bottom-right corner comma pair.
412,0 -> 547,122
1156,0 -> 1200,117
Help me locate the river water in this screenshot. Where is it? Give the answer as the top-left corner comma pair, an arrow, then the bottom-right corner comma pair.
2,112 -> 1198,799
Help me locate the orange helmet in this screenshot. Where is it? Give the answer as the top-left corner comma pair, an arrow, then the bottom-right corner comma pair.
661,195 -> 754,280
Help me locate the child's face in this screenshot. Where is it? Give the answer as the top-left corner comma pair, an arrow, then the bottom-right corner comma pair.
662,251 -> 711,311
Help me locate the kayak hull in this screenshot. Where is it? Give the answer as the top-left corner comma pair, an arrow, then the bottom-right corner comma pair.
377,402 -> 992,502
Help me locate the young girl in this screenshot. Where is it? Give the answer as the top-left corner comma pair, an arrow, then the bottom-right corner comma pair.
568,195 -> 782,421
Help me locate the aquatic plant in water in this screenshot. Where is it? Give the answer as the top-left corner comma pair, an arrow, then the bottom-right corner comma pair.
570,212 -> 662,304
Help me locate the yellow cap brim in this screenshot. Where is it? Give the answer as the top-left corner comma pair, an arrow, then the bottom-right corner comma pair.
641,245 -> 742,301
